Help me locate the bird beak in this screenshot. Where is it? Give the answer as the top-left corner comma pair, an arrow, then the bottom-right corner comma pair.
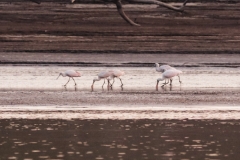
56,74 -> 61,80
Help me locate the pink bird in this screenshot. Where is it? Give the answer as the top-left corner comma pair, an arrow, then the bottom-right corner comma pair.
155,63 -> 173,72
109,69 -> 125,87
156,69 -> 182,90
91,70 -> 113,89
56,70 -> 81,86
155,63 -> 182,85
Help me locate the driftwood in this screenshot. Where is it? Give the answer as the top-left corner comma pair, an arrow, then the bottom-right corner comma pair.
29,0 -> 189,26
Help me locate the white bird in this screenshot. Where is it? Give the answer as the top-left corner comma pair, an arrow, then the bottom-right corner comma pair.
91,70 -> 113,89
156,69 -> 182,90
109,70 -> 125,87
155,63 -> 182,84
56,70 -> 81,86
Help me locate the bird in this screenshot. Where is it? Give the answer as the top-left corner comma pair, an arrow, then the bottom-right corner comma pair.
155,63 -> 182,84
56,70 -> 81,86
155,63 -> 173,73
156,69 -> 182,90
108,69 -> 125,87
91,70 -> 113,89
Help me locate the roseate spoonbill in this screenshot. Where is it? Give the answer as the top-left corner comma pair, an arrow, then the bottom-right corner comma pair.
91,70 -> 112,89
156,69 -> 182,90
109,70 -> 125,87
56,70 -> 81,86
155,63 -> 182,84
155,63 -> 173,72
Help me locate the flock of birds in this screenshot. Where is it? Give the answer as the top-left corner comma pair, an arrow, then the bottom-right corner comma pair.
57,63 -> 182,90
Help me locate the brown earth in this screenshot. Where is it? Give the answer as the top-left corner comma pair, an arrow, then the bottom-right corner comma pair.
0,1 -> 240,55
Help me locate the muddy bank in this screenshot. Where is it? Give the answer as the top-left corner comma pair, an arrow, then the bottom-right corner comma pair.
1,89 -> 240,106
1,53 -> 240,67
0,2 -> 240,54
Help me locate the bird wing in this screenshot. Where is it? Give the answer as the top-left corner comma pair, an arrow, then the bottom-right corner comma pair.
163,69 -> 180,78
98,71 -> 112,78
113,70 -> 124,77
66,70 -> 81,77
160,65 -> 172,71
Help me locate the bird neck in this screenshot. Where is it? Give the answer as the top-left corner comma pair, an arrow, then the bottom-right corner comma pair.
157,77 -> 165,82
94,77 -> 100,81
61,73 -> 66,77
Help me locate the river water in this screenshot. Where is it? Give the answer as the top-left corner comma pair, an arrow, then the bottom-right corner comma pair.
1,119 -> 240,160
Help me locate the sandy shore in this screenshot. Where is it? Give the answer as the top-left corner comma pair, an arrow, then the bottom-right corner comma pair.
0,65 -> 239,119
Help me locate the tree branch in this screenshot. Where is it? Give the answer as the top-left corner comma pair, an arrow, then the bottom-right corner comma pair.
115,0 -> 141,26
128,0 -> 189,12
29,0 -> 41,4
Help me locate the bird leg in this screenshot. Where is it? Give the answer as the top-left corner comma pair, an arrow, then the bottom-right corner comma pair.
107,79 -> 110,87
170,79 -> 173,85
156,80 -> 159,91
178,75 -> 182,84
102,79 -> 105,88
161,79 -> 169,87
119,78 -> 123,87
163,79 -> 169,85
110,78 -> 115,87
72,77 -> 77,86
91,80 -> 95,91
64,77 -> 71,86
121,86 -> 124,91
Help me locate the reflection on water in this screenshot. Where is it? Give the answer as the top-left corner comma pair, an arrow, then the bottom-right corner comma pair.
1,119 -> 240,159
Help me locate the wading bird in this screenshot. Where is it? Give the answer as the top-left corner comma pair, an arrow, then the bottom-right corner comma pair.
156,69 -> 182,90
155,63 -> 182,84
56,70 -> 81,86
109,69 -> 125,87
155,63 -> 173,73
91,70 -> 113,90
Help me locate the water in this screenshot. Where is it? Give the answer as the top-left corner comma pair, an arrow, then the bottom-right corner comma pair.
1,119 -> 240,160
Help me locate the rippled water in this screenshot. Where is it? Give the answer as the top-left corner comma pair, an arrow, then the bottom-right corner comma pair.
1,119 -> 240,160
